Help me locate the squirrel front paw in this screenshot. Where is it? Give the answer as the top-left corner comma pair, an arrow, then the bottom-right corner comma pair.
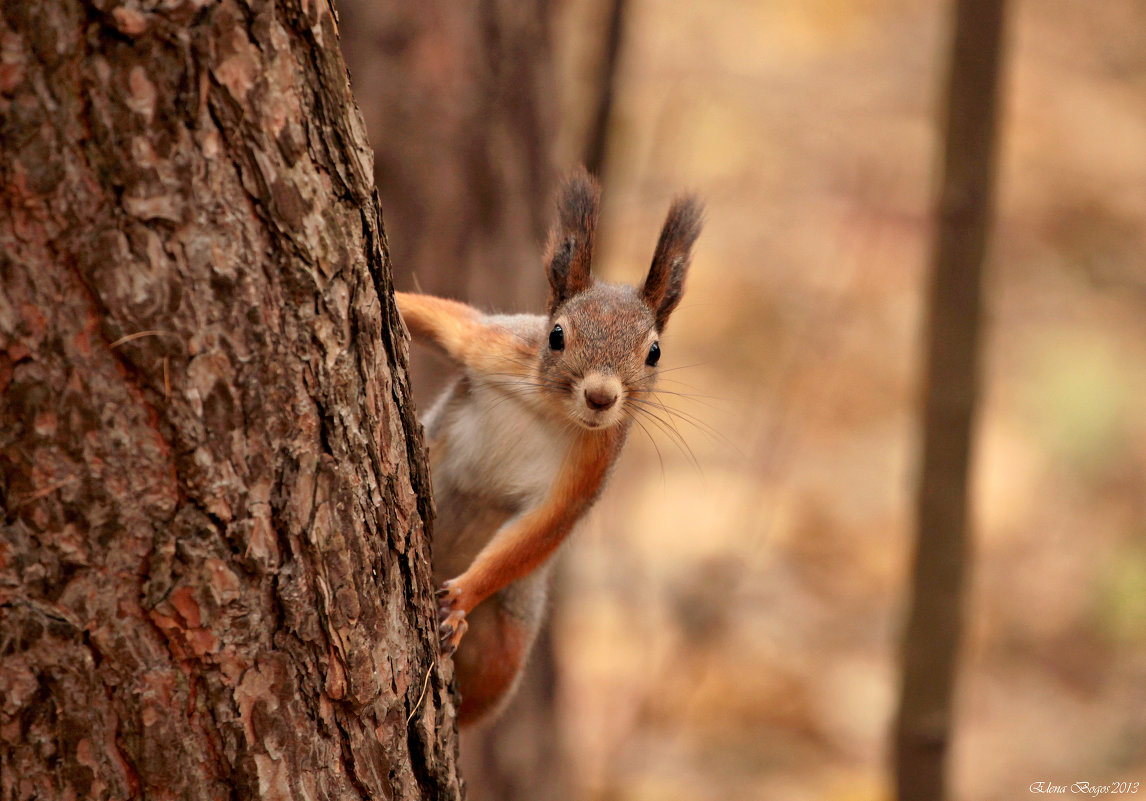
436,581 -> 469,656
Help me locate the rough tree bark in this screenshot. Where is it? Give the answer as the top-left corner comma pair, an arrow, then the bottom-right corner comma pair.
0,1 -> 460,799
893,1 -> 1007,799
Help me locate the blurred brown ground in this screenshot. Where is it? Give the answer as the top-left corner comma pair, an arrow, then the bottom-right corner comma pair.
343,1 -> 1146,799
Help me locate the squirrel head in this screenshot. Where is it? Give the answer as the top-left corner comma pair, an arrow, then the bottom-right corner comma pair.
537,168 -> 703,431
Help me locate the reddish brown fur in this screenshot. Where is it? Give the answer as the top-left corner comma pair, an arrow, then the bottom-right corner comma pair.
396,293 -> 534,378
450,601 -> 532,726
445,429 -> 617,614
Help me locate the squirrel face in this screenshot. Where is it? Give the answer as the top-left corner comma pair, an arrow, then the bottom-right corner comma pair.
537,169 -> 703,432
540,284 -> 660,430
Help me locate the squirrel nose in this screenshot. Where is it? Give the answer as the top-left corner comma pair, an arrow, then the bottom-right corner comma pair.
584,386 -> 618,411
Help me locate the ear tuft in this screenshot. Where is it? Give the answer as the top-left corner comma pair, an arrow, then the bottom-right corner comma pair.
545,167 -> 600,314
641,194 -> 703,331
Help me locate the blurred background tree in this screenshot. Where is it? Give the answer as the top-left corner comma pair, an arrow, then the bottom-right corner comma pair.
894,0 -> 1007,798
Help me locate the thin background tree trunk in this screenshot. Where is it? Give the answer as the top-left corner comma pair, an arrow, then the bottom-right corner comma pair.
0,0 -> 460,798
893,1 -> 1007,799
582,0 -> 627,180
335,0 -> 553,317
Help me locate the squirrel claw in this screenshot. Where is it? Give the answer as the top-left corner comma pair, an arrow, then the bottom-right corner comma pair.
437,580 -> 462,597
436,579 -> 467,654
437,580 -> 463,613
438,609 -> 468,656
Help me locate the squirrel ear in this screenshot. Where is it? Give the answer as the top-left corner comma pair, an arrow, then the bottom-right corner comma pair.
641,194 -> 703,331
545,167 -> 600,315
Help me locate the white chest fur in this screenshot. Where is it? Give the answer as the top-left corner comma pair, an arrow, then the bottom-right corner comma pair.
429,375 -> 572,510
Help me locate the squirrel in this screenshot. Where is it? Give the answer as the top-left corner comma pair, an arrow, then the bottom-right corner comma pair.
395,168 -> 702,726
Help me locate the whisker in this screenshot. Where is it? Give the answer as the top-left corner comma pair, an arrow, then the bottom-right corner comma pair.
633,386 -> 727,413
647,362 -> 712,377
634,394 -> 739,454
642,377 -> 725,403
623,408 -> 666,486
635,404 -> 696,462
628,403 -> 703,475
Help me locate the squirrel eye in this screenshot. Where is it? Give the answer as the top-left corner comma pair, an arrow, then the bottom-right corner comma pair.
646,341 -> 661,367
549,324 -> 565,352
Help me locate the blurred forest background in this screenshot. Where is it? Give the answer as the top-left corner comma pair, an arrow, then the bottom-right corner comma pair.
336,1 -> 1146,799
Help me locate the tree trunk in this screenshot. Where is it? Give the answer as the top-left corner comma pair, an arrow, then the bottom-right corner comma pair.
581,0 -> 628,179
893,1 -> 1007,799
0,1 -> 460,799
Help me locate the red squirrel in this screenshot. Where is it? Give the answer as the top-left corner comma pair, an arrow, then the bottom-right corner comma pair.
395,168 -> 702,725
